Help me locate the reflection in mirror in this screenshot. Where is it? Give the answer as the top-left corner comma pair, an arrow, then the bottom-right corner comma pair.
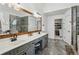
9,15 -> 19,34
9,15 -> 41,33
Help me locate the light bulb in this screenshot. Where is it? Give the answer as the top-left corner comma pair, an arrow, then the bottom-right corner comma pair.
33,12 -> 41,18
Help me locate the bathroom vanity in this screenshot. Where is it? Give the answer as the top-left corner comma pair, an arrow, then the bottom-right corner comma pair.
0,32 -> 48,55
0,13 -> 44,55
0,4 -> 45,55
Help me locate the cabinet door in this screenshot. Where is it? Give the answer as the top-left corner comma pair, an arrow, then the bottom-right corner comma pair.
44,34 -> 48,47
42,34 -> 48,49
41,36 -> 45,49
26,43 -> 35,55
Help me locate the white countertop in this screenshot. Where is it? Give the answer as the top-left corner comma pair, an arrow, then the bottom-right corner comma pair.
0,32 -> 47,54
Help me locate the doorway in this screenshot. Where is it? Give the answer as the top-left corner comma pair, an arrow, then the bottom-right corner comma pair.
55,19 -> 62,39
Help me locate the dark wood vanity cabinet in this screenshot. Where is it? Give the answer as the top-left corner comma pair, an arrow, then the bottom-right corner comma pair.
3,34 -> 48,55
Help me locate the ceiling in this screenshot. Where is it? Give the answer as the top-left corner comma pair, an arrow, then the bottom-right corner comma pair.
44,8 -> 69,16
20,3 -> 79,14
0,3 -> 79,16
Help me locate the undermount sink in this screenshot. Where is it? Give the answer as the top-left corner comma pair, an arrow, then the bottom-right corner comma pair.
0,34 -> 29,47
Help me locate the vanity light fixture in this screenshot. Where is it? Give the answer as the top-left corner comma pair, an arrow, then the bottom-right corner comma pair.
0,3 -> 32,14
19,7 -> 33,14
12,3 -> 42,19
12,3 -> 33,15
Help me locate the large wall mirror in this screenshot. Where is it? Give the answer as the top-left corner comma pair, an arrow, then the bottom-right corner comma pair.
9,15 -> 41,34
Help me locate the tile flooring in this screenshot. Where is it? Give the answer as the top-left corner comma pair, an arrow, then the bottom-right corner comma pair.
38,39 -> 77,55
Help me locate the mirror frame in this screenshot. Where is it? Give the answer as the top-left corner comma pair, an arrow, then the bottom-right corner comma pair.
0,30 -> 41,39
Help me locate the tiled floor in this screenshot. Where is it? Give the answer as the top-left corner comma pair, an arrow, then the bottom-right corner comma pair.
38,39 -> 77,55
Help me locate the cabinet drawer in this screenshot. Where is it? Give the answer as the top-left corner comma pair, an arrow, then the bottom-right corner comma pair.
15,44 -> 27,53
31,38 -> 41,44
26,44 -> 35,55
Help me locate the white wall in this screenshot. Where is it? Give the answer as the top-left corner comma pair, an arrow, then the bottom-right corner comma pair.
45,16 -> 55,39
62,8 -> 72,45
43,8 -> 72,45
42,15 -> 47,31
